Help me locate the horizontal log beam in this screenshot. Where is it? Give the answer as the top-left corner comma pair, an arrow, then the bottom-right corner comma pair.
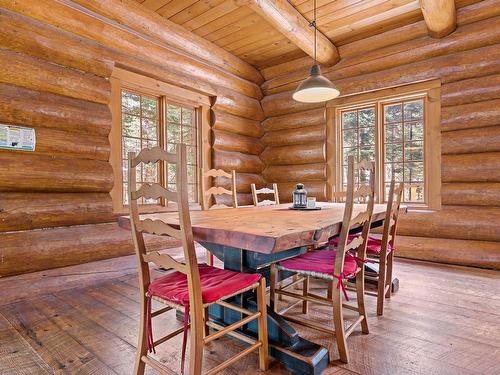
212,150 -> 264,174
0,154 -> 113,193
0,49 -> 110,104
441,73 -> 500,107
397,206 -> 500,242
216,193 -> 253,207
0,8 -> 113,77
212,111 -> 263,138
441,98 -> 500,132
0,193 -> 115,232
261,143 -> 325,166
0,223 -> 180,277
441,126 -> 500,155
442,152 -> 500,182
0,127 -> 110,161
262,124 -> 325,147
241,0 -> 339,66
442,183 -> 500,206
212,129 -> 264,156
212,94 -> 264,121
262,108 -> 325,132
72,0 -> 263,84
420,0 -> 457,38
263,163 -> 326,183
0,83 -> 111,137
396,235 -> 500,269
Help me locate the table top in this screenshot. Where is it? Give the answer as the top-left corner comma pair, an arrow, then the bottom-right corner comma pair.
119,202 -> 398,254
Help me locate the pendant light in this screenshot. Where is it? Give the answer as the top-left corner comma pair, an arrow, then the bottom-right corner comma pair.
293,0 -> 340,103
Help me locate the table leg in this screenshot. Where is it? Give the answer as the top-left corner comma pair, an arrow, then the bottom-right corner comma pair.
200,242 -> 329,375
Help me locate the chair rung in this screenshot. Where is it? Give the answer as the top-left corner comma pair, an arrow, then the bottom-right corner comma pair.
206,321 -> 256,345
345,316 -> 364,338
153,325 -> 188,347
277,289 -> 332,307
216,300 -> 254,316
204,312 -> 260,344
384,284 -> 391,293
282,314 -> 335,335
151,305 -> 172,317
279,276 -> 305,291
278,299 -> 303,315
205,341 -> 262,375
342,303 -> 359,312
141,355 -> 176,375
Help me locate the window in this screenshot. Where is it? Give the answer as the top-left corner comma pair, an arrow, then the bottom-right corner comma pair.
327,81 -> 441,209
110,68 -> 211,213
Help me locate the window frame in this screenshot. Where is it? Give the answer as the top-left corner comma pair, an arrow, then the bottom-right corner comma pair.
326,80 -> 441,210
110,67 -> 211,214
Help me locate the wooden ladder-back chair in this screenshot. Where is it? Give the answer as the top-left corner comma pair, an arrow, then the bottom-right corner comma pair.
269,156 -> 375,364
251,183 -> 280,206
129,145 -> 268,375
200,168 -> 237,266
369,177 -> 403,315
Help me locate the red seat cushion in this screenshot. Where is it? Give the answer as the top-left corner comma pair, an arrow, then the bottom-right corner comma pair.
329,234 -> 394,255
279,250 -> 358,278
148,264 -> 261,306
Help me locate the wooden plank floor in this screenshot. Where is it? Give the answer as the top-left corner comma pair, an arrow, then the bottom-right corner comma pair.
1,251 -> 499,375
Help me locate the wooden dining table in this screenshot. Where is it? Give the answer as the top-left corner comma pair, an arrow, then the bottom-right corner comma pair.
119,202 -> 399,375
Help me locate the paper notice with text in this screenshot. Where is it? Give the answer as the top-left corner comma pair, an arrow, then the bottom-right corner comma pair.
0,124 -> 36,151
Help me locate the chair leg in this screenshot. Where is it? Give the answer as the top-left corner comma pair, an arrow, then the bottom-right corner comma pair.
256,278 -> 269,371
206,250 -> 214,267
355,268 -> 369,334
327,280 -> 334,300
302,276 -> 309,314
377,254 -> 387,316
270,263 -> 278,313
134,295 -> 148,375
188,307 -> 204,375
386,251 -> 394,298
203,307 -> 210,338
332,289 -> 349,363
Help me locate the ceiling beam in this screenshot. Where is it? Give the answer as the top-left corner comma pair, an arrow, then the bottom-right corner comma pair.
419,0 -> 457,38
239,0 -> 340,66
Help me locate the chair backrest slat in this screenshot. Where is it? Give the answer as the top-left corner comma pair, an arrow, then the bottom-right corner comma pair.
333,156 -> 376,274
132,183 -> 178,202
200,168 -> 237,210
251,183 -> 280,206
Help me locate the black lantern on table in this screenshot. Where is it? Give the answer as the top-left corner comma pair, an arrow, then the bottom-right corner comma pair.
292,183 -> 307,208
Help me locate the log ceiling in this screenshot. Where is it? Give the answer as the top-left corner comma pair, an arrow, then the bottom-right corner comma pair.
133,0 -> 481,69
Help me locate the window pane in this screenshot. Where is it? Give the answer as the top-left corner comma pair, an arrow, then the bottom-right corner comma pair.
385,123 -> 403,143
167,163 -> 177,183
342,111 -> 357,129
404,100 -> 423,120
343,129 -> 357,147
167,122 -> 181,143
187,146 -> 197,164
142,118 -> 158,139
360,147 -> 375,161
187,165 -> 197,184
123,137 -> 141,158
182,126 -> 195,145
385,163 -> 404,182
142,139 -> 158,150
166,142 -> 176,153
182,107 -> 193,125
167,105 -> 181,123
384,103 -> 402,123
405,121 -> 423,141
385,143 -> 403,162
122,92 -> 140,115
122,114 -> 140,138
359,108 -> 375,126
343,147 -> 357,164
406,141 -> 424,161
143,163 -> 158,183
404,162 -> 424,182
359,126 -> 375,146
141,97 -> 158,119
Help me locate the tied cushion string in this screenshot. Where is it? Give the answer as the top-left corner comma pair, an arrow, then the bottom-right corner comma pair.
332,272 -> 349,301
146,297 -> 190,375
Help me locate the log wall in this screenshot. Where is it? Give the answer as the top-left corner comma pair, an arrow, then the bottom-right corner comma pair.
259,0 -> 500,269
0,1 -> 264,276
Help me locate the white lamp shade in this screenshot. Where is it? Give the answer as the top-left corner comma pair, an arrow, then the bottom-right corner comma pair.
293,65 -> 340,103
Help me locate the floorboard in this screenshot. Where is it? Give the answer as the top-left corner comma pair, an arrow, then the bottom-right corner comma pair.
0,255 -> 498,375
